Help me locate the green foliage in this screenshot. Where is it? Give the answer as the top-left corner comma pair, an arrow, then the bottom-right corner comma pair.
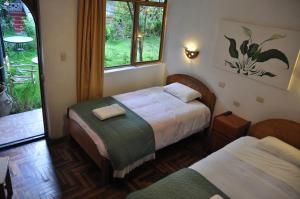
261,71 -> 276,77
242,26 -> 252,38
0,3 -> 40,114
256,49 -> 289,69
247,43 -> 259,60
23,16 -> 37,50
224,36 -> 239,58
5,47 -> 41,113
10,82 -> 41,114
260,33 -> 286,45
24,16 -> 36,38
240,40 -> 249,55
139,6 -> 163,37
5,48 -> 40,113
0,0 -> 13,30
105,37 -> 159,67
105,2 -> 164,63
106,2 -> 163,40
224,26 -> 289,77
106,2 -> 133,40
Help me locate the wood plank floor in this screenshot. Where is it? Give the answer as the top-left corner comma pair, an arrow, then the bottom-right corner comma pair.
0,135 -> 208,199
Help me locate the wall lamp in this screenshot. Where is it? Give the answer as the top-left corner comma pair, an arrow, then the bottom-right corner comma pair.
185,47 -> 199,59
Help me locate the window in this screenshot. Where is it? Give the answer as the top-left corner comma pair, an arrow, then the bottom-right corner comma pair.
105,0 -> 167,68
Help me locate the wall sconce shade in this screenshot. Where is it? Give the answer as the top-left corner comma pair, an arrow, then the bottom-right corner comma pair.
185,48 -> 199,59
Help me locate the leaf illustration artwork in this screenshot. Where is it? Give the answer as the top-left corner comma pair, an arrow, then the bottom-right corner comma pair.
240,40 -> 249,55
224,27 -> 290,78
256,49 -> 289,69
224,36 -> 239,58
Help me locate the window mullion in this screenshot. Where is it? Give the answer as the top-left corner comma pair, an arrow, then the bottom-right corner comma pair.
131,2 -> 140,65
159,3 -> 167,61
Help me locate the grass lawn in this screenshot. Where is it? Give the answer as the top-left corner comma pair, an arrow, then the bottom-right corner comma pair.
105,36 -> 160,67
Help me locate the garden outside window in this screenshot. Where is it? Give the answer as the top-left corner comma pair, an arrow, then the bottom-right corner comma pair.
105,0 -> 167,68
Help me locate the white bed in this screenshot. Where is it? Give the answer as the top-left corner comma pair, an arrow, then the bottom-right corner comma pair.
190,136 -> 300,199
69,86 -> 211,158
68,74 -> 216,181
127,119 -> 300,198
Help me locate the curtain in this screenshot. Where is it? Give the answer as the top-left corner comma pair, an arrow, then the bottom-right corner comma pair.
76,0 -> 106,102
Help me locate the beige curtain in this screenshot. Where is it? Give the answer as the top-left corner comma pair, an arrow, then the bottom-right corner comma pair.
77,0 -> 106,102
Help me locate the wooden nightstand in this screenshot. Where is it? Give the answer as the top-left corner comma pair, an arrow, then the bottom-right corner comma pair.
210,112 -> 251,152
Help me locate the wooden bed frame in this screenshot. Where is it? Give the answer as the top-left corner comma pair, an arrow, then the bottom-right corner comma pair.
66,74 -> 216,184
249,119 -> 300,149
166,74 -> 216,114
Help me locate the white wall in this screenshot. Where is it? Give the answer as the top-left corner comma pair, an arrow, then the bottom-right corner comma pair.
39,0 -> 77,139
164,0 -> 300,123
39,0 -> 165,138
39,0 -> 299,138
104,64 -> 166,96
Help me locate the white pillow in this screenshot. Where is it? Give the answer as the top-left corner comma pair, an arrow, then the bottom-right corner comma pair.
255,136 -> 300,167
164,82 -> 202,103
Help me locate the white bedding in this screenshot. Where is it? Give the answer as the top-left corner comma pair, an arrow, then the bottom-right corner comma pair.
69,86 -> 210,168
190,137 -> 300,199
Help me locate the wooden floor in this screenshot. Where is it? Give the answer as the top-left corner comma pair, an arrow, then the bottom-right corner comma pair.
0,135 -> 209,199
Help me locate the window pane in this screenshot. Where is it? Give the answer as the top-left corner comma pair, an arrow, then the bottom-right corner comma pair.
136,6 -> 164,62
105,1 -> 133,67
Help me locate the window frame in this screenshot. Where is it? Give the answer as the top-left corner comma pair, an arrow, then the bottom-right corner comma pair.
105,0 -> 168,68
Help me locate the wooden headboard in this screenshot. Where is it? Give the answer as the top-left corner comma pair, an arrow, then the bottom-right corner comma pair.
166,74 -> 216,114
249,119 -> 300,149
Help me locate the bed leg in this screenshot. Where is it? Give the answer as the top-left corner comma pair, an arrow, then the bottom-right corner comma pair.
200,127 -> 211,154
101,159 -> 112,184
203,127 -> 210,136
66,116 -> 113,185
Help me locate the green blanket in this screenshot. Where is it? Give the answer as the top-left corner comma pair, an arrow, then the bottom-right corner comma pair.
70,97 -> 155,170
127,168 -> 230,199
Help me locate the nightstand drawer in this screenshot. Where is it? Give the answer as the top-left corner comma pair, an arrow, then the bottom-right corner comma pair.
210,112 -> 251,153
213,115 -> 250,139
213,119 -> 240,138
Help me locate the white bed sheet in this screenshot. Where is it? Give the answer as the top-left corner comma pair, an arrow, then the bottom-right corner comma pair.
69,86 -> 211,158
190,137 -> 300,199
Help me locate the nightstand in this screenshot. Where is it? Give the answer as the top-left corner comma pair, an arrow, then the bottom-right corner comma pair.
210,113 -> 251,152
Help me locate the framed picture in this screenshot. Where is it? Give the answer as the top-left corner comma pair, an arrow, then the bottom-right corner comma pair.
213,19 -> 300,90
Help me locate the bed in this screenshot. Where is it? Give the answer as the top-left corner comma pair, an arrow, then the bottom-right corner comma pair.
66,74 -> 216,183
127,119 -> 300,199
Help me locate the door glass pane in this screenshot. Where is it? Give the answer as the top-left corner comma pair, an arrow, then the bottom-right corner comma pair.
136,6 -> 164,63
0,1 -> 45,148
105,1 -> 133,67
149,0 -> 165,2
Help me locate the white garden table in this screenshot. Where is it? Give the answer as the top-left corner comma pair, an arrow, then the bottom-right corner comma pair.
4,36 -> 33,51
